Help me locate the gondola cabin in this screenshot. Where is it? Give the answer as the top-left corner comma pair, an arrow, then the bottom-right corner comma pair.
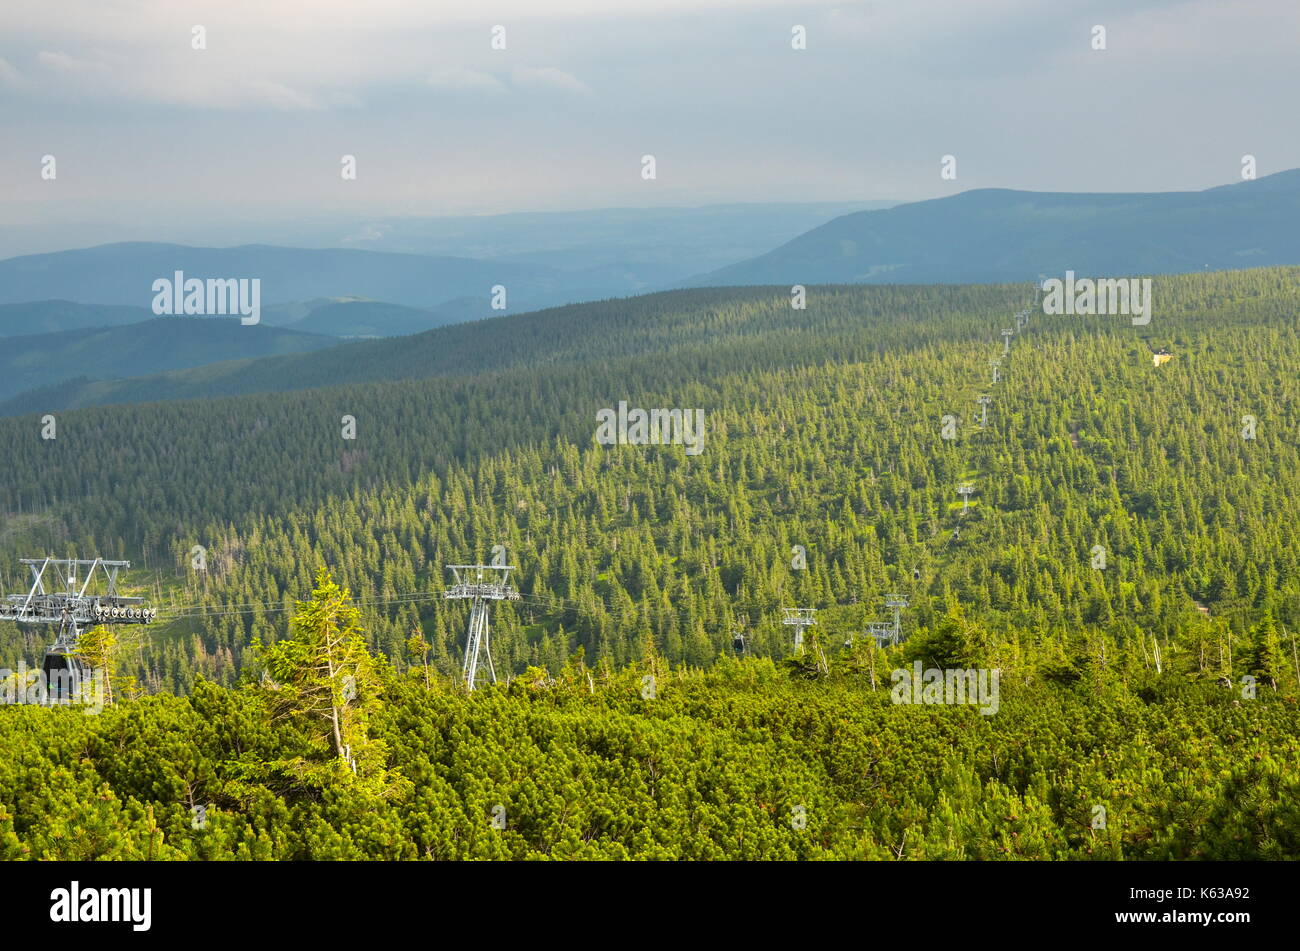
42,648 -> 87,704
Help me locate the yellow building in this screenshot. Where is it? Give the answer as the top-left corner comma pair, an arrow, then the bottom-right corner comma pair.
1152,349 -> 1173,367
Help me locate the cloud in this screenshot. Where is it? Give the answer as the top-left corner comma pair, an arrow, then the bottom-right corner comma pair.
31,48 -> 320,110
36,50 -> 113,74
326,91 -> 364,108
510,66 -> 592,96
0,1 -> 800,35
1,0 -> 1298,248
425,64 -> 592,98
342,224 -> 387,244
0,56 -> 24,89
427,67 -> 508,94
235,79 -> 318,111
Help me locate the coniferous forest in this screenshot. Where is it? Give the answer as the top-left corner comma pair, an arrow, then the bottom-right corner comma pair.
0,269 -> 1297,860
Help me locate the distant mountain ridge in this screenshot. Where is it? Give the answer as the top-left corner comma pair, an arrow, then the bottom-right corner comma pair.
0,243 -> 565,313
686,169 -> 1300,287
0,203 -> 895,314
0,202 -> 894,276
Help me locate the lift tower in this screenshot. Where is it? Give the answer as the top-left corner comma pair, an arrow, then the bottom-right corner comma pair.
866,594 -> 910,647
1001,328 -> 1015,355
865,621 -> 894,646
0,557 -> 155,702
444,564 -> 519,691
884,594 -> 909,645
958,484 -> 976,512
782,608 -> 817,653
977,395 -> 992,428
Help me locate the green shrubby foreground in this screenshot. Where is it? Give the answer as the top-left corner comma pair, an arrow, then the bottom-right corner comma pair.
1,646 -> 1296,860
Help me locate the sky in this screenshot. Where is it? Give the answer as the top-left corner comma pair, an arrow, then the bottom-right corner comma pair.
2,0 -> 1299,256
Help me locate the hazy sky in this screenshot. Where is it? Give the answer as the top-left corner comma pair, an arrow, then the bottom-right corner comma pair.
2,0 -> 1298,255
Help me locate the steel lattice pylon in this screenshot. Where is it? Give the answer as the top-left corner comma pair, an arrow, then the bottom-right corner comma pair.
0,557 -> 155,703
863,594 -> 910,647
865,621 -> 895,647
444,564 -> 519,690
781,607 -> 817,653
884,594 -> 909,645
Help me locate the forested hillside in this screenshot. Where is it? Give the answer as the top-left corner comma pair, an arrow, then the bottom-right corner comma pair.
0,283 -> 957,412
1,268 -> 1298,861
0,318 -> 340,402
0,268 -> 1296,695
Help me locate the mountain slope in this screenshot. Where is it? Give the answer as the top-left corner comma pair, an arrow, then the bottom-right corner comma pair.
0,283 -> 998,414
688,169 -> 1300,287
2,271 -> 1296,864
0,268 -> 1296,697
0,300 -> 153,336
290,299 -> 477,338
0,317 -> 340,402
